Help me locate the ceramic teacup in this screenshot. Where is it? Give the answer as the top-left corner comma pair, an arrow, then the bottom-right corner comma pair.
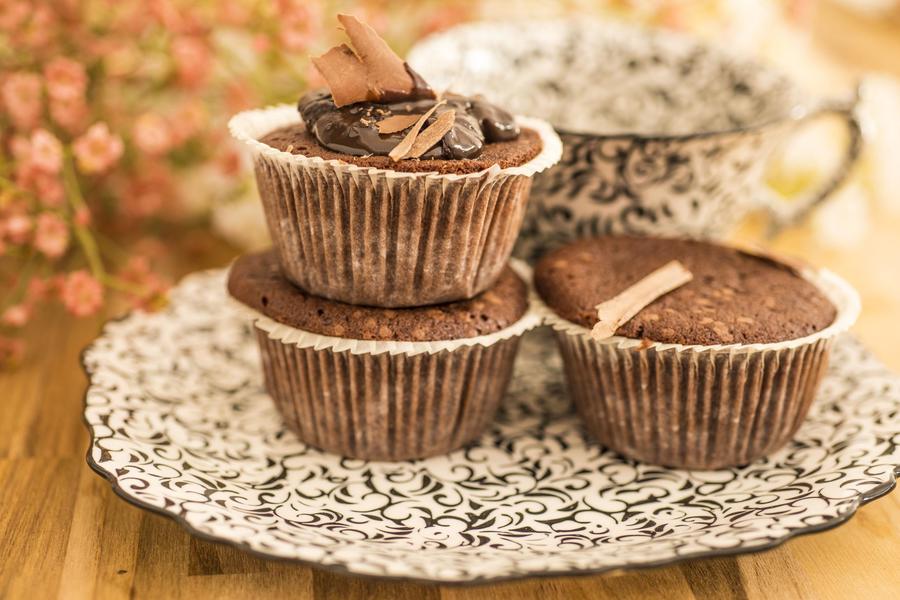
409,20 -> 862,258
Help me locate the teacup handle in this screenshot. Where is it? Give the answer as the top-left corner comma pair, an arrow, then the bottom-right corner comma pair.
761,89 -> 864,236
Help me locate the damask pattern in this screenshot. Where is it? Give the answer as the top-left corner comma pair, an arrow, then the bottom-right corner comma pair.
408,21 -> 831,255
83,271 -> 900,583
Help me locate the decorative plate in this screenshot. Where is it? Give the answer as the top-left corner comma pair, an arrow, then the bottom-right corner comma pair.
83,270 -> 900,584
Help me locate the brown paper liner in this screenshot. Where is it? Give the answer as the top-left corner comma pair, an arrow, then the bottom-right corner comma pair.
554,331 -> 832,469
254,155 -> 532,307
539,268 -> 859,470
231,106 -> 561,308
255,328 -> 521,461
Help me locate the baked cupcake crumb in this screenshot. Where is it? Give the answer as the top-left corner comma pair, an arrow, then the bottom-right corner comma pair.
228,250 -> 529,341
535,236 -> 836,345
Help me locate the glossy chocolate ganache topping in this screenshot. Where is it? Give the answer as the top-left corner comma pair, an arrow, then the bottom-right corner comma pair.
301,14 -> 520,160
298,90 -> 520,159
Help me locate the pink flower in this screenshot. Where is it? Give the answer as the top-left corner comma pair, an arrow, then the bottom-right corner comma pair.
2,304 -> 30,328
44,57 -> 88,103
171,100 -> 207,144
2,72 -> 42,130
73,123 -> 124,174
275,0 -> 322,51
3,214 -> 32,244
121,163 -> 175,220
19,4 -> 56,49
217,149 -> 241,176
224,82 -> 256,114
133,113 -> 173,156
34,213 -> 69,259
220,0 -> 251,26
26,277 -> 50,304
118,256 -> 170,312
252,34 -> 271,54
9,134 -> 31,160
30,129 -> 63,174
171,36 -> 211,88
149,0 -> 199,33
32,172 -> 66,208
60,270 -> 104,317
50,97 -> 89,134
0,2 -> 30,32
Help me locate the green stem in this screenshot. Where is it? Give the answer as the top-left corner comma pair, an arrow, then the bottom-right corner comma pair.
62,153 -> 105,280
1,250 -> 37,311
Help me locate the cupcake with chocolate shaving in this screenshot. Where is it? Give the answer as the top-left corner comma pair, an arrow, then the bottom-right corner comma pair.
534,236 -> 860,470
230,15 -> 561,307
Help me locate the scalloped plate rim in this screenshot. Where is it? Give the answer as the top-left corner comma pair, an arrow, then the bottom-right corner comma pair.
79,278 -> 900,585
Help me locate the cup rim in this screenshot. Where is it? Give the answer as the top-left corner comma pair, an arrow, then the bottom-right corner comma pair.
409,18 -> 844,142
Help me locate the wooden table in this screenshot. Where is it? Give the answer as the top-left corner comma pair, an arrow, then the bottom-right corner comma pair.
3,6 -> 900,599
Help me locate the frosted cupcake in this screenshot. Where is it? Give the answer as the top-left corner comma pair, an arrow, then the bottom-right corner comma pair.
534,236 -> 860,469
229,15 -> 561,307
228,250 -> 541,461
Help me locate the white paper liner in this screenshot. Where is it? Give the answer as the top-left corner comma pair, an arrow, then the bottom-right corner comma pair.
534,267 -> 860,354
228,104 -> 563,183
230,259 -> 542,357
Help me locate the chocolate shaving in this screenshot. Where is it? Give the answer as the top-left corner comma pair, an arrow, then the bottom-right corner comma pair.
377,114 -> 422,134
312,14 -> 435,107
591,260 -> 694,341
404,109 -> 456,159
388,100 -> 444,161
311,44 -> 370,108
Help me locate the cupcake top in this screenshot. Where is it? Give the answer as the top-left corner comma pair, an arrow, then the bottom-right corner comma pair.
534,236 -> 837,345
229,250 -> 529,342
258,14 -> 542,174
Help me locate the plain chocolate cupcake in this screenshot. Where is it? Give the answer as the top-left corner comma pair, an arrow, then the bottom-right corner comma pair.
229,15 -> 561,308
229,250 -> 541,461
534,236 -> 859,469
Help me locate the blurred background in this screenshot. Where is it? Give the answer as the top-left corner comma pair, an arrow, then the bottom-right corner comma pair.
1,0 -> 900,369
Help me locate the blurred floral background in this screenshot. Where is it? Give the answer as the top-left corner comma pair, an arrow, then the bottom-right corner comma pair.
2,0 -> 899,367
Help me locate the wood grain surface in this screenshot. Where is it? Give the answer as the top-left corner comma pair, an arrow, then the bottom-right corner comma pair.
2,4 -> 900,598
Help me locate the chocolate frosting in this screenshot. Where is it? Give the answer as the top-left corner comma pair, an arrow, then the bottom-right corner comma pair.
298,89 -> 520,159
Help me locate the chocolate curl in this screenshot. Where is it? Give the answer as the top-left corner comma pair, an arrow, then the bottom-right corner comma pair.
312,14 -> 435,107
591,261 -> 693,341
377,113 -> 422,134
404,109 -> 456,159
388,100 -> 445,161
337,14 -> 412,100
311,44 -> 370,108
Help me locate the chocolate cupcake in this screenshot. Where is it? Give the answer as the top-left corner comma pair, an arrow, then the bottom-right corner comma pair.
229,15 -> 561,307
228,250 -> 541,461
534,236 -> 860,469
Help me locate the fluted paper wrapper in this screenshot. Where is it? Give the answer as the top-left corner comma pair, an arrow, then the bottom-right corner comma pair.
234,262 -> 541,460
255,330 -> 521,461
539,268 -> 860,470
229,105 -> 562,307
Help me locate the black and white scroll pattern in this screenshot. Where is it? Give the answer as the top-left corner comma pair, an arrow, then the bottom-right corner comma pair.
83,271 -> 900,583
408,21 -> 819,256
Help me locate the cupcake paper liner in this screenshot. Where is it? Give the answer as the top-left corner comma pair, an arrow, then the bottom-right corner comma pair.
255,329 -> 521,461
229,105 -> 562,308
232,260 -> 542,460
535,268 -> 860,469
